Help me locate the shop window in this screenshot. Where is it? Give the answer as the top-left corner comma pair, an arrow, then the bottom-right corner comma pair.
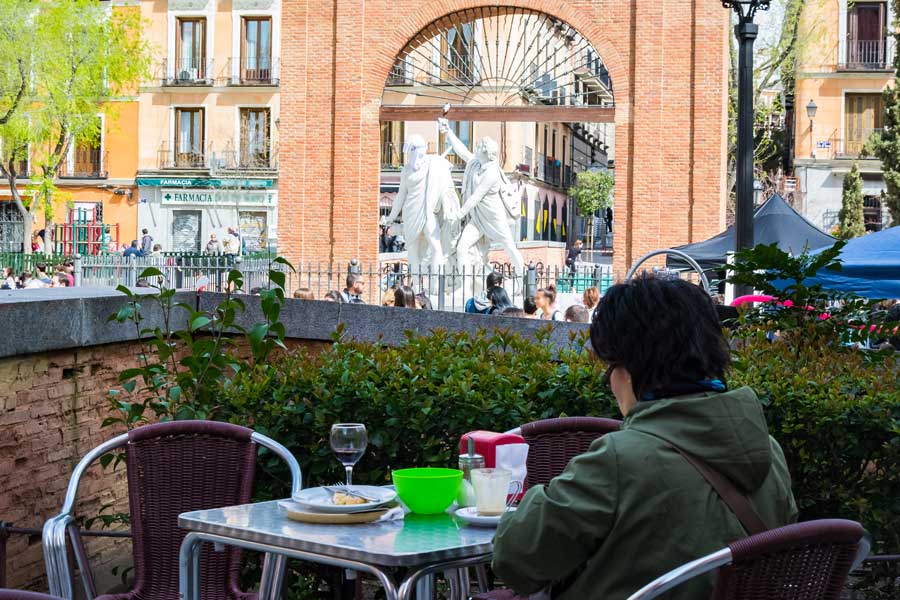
239,211 -> 267,253
241,17 -> 272,83
172,210 -> 202,253
175,18 -> 207,82
175,107 -> 205,168
239,107 -> 270,168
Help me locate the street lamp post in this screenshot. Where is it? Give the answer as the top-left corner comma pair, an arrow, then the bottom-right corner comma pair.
723,0 -> 770,298
806,99 -> 818,158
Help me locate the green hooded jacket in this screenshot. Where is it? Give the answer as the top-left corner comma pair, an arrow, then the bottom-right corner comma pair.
492,387 -> 798,599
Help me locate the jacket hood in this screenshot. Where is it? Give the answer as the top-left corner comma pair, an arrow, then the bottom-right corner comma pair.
623,386 -> 773,493
470,296 -> 491,312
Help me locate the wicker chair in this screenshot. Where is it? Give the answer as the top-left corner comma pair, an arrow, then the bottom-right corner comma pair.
42,421 -> 302,600
0,591 -> 64,600
472,417 -> 623,600
515,417 -> 623,488
627,519 -> 871,599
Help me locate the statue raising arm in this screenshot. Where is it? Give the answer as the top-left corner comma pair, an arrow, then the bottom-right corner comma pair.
438,118 -> 474,163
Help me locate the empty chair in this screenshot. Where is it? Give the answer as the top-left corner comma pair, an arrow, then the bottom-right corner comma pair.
627,519 -> 870,599
43,421 -> 301,600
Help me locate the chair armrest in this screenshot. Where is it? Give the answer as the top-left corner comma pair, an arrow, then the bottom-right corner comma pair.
625,548 -> 732,600
43,433 -> 128,600
251,432 -> 303,497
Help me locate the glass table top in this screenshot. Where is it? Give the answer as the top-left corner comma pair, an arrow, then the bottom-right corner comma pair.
179,500 -> 496,567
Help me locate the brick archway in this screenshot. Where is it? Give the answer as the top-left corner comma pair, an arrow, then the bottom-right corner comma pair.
279,1 -> 729,274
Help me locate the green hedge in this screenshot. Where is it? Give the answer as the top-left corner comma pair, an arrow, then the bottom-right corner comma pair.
209,326 -> 900,558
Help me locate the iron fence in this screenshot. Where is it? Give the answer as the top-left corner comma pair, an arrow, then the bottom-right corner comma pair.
77,254 -> 294,293
293,261 -> 617,311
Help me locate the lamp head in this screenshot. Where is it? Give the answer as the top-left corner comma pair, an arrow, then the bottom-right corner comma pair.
806,99 -> 818,119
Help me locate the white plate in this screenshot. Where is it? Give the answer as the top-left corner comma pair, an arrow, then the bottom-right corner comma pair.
454,506 -> 516,527
291,486 -> 397,514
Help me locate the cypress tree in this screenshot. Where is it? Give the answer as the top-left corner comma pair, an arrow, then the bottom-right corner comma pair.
839,162 -> 866,238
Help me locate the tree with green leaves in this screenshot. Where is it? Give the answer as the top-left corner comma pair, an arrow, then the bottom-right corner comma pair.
568,168 -> 614,249
0,0 -> 151,254
838,162 -> 865,239
869,0 -> 900,226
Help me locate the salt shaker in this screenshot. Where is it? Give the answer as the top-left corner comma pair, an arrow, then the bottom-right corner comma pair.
458,437 -> 485,507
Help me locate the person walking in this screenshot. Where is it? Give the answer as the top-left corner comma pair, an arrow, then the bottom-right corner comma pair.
565,239 -> 583,276
140,229 -> 154,255
223,227 -> 241,259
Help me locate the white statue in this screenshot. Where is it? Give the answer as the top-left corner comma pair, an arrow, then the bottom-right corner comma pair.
383,134 -> 459,273
438,118 -> 524,273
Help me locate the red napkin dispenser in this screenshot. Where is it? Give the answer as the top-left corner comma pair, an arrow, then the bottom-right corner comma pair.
460,430 -> 525,468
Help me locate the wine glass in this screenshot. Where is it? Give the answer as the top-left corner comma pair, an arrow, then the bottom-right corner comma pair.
330,423 -> 367,487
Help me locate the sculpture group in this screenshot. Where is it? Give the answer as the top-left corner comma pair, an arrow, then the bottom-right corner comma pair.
383,118 -> 525,276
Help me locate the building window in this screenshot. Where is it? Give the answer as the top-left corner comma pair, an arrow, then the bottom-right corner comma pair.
844,93 -> 883,156
439,120 -> 473,168
241,17 -> 272,83
380,121 -> 404,168
175,17 -> 207,82
863,195 -> 884,231
175,107 -> 205,168
441,24 -> 473,83
62,118 -> 105,179
239,107 -> 270,168
846,1 -> 888,68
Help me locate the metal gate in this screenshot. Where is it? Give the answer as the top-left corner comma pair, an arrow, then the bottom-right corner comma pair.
0,202 -> 24,252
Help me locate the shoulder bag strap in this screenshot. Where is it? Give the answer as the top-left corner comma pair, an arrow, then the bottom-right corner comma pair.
640,431 -> 768,535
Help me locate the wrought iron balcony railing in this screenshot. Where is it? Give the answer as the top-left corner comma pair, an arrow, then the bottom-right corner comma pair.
227,57 -> 280,86
58,150 -> 109,179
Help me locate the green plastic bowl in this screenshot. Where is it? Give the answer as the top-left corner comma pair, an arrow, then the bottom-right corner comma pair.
392,468 -> 463,515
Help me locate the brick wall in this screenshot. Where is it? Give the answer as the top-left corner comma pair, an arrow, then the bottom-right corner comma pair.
277,0 -> 729,275
0,344 -> 138,591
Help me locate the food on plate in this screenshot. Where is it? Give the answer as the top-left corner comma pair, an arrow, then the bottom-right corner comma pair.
332,491 -> 367,506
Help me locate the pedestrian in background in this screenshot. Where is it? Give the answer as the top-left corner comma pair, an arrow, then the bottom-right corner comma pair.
2,267 -> 15,289
394,285 -> 417,308
535,285 -> 564,321
565,305 -> 591,323
205,233 -> 222,255
140,228 -> 154,255
341,273 -> 366,304
123,240 -> 142,258
293,288 -> 315,300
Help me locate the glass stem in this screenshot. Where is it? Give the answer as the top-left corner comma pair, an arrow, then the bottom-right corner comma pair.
345,465 -> 353,487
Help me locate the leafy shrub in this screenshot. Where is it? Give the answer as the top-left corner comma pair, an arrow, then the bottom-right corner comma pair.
216,326 -> 616,498
731,333 -> 900,554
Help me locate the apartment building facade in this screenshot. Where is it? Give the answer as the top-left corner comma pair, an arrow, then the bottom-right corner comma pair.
135,0 -> 281,254
793,0 -> 894,233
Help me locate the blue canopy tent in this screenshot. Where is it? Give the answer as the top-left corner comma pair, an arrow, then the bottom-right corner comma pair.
802,226 -> 900,299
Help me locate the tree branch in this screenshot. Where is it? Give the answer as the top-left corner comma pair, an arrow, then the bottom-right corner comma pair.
0,58 -> 28,126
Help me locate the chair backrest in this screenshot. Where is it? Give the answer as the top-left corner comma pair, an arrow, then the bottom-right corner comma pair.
125,420 -> 258,600
711,519 -> 868,600
520,417 -> 622,487
0,591 -> 64,600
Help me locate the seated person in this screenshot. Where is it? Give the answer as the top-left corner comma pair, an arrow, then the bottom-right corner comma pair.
493,275 -> 798,600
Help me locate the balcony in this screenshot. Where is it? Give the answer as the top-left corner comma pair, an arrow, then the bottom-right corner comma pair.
213,145 -> 278,173
542,157 -> 562,187
158,147 -> 208,170
160,58 -> 215,86
227,57 -> 280,86
826,127 -> 882,159
58,150 -> 108,179
838,39 -> 895,71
